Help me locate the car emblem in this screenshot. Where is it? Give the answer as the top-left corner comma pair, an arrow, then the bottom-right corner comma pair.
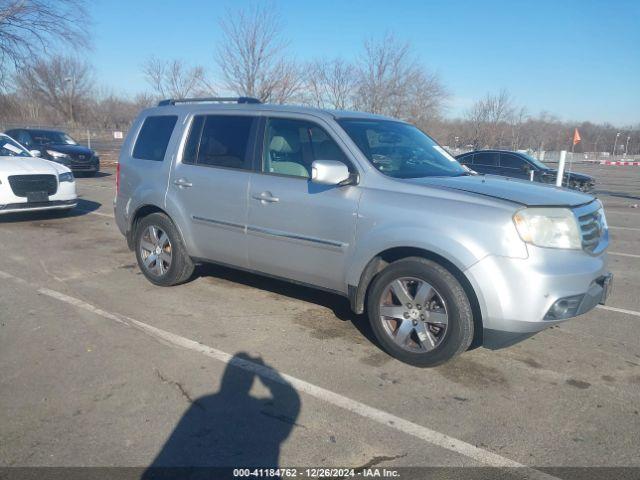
78,155 -> 85,160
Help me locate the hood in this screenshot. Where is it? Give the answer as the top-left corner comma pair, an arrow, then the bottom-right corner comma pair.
0,155 -> 70,176
404,174 -> 594,207
39,144 -> 94,156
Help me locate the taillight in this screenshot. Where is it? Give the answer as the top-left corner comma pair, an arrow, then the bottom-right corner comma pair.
116,163 -> 120,194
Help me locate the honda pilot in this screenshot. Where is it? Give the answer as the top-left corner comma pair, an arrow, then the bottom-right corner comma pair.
114,98 -> 612,367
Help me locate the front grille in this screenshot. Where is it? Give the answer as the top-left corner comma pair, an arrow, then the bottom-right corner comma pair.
70,164 -> 96,171
577,206 -> 606,253
8,175 -> 58,197
70,153 -> 92,162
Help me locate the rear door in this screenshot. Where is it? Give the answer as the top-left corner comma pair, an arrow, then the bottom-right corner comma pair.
471,151 -> 501,175
166,114 -> 258,268
499,153 -> 529,180
247,116 -> 360,292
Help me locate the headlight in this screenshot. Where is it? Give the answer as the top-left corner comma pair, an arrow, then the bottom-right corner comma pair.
46,150 -> 70,159
58,172 -> 74,183
513,207 -> 581,249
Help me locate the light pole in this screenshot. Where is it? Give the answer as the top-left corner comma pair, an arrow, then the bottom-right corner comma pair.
64,76 -> 74,124
625,136 -> 631,158
454,136 -> 459,151
612,132 -> 621,160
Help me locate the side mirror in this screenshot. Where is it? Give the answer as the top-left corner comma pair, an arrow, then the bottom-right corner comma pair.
30,150 -> 41,157
311,160 -> 351,185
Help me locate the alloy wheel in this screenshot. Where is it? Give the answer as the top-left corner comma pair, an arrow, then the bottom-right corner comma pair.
378,276 -> 449,353
139,225 -> 172,276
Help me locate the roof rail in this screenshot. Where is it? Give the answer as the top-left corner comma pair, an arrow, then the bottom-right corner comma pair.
157,97 -> 261,106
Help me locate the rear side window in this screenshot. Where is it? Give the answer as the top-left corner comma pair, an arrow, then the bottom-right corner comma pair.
474,152 -> 499,166
133,115 -> 178,161
500,153 -> 525,169
182,115 -> 253,169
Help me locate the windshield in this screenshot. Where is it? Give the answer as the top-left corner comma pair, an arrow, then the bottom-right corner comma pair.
0,136 -> 32,158
30,130 -> 78,146
521,152 -> 551,170
338,119 -> 467,178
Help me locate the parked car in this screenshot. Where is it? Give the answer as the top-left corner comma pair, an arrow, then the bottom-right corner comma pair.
4,128 -> 100,176
455,150 -> 595,192
0,133 -> 77,215
114,98 -> 611,367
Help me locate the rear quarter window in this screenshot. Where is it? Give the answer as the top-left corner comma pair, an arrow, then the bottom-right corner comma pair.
133,115 -> 178,161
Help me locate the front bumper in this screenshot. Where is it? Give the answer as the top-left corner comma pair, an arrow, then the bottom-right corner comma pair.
0,177 -> 77,215
0,199 -> 77,214
69,161 -> 99,172
49,156 -> 100,172
465,246 -> 610,348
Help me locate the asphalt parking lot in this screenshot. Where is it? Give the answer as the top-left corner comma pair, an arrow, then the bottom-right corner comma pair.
1,165 -> 639,478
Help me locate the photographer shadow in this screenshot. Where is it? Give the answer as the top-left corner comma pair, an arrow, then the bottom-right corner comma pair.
143,352 -> 301,479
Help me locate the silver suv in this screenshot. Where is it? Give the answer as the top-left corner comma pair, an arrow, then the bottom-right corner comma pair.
115,98 -> 612,367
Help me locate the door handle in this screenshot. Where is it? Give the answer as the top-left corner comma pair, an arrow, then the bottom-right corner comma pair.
173,178 -> 193,188
252,191 -> 279,203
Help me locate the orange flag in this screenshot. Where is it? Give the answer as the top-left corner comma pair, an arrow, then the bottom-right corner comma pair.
573,128 -> 581,146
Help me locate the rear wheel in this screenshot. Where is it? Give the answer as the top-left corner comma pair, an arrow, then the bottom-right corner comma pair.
135,213 -> 194,286
367,257 -> 473,367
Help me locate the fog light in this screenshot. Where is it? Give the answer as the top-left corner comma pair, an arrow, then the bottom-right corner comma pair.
544,295 -> 584,320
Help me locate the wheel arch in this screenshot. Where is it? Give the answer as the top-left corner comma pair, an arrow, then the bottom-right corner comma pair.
349,247 -> 483,349
126,204 -> 172,250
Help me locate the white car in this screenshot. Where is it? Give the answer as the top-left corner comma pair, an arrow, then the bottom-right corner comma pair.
0,133 -> 77,215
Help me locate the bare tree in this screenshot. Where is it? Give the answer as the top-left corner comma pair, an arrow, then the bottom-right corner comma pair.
354,34 -> 447,122
0,0 -> 89,85
509,106 -> 528,150
404,69 -> 449,129
16,55 -> 94,124
305,58 -> 356,110
133,92 -> 157,110
215,3 -> 303,103
88,89 -> 140,129
466,89 -> 515,149
0,90 -> 20,121
142,56 -> 214,99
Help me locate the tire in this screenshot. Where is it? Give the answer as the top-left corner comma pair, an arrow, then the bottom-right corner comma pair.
134,213 -> 194,286
366,257 -> 473,367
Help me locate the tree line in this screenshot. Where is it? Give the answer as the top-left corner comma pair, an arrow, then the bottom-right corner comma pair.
0,0 -> 637,155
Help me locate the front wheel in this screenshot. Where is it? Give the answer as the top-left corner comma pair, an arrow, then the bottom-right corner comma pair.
367,257 -> 474,367
134,213 -> 194,286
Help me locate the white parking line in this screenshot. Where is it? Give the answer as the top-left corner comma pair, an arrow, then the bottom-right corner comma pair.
609,251 -> 640,258
597,305 -> 640,317
76,208 -> 114,218
608,225 -> 640,232
0,268 -> 557,477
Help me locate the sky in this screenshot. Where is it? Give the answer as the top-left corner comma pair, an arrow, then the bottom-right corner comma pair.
87,0 -> 640,125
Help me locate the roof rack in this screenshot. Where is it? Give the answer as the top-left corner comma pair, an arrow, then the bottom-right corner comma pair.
157,97 -> 261,106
